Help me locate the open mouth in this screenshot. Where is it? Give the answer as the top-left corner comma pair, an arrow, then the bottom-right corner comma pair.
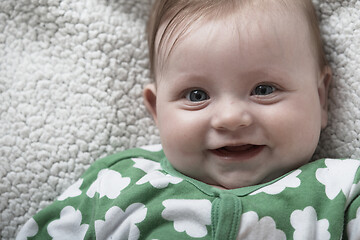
210,144 -> 264,161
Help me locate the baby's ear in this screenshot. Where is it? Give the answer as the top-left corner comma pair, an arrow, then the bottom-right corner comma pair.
318,66 -> 332,129
143,83 -> 158,124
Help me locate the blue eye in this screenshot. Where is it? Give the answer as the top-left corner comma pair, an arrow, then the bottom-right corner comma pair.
252,85 -> 276,96
186,90 -> 209,102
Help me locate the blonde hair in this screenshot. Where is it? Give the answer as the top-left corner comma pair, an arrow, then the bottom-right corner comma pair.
147,0 -> 327,79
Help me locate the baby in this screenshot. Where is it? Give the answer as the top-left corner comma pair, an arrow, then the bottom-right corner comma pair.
17,0 -> 360,239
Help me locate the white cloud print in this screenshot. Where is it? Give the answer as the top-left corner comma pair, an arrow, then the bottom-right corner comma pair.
316,159 -> 360,200
87,169 -> 131,199
47,206 -> 89,240
162,199 -> 212,238
290,206 -> 330,240
237,211 -> 286,240
140,144 -> 163,152
251,170 -> 301,195
347,207 -> 360,240
16,218 -> 39,240
132,158 -> 161,173
136,171 -> 182,189
95,203 -> 147,240
346,182 -> 360,207
58,179 -> 83,201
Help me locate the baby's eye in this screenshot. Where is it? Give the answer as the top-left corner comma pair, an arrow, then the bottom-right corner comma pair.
251,84 -> 276,96
185,90 -> 209,102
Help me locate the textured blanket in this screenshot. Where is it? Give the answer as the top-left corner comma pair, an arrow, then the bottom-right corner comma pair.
0,0 -> 359,238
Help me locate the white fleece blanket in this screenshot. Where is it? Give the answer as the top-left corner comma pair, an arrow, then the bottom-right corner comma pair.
0,0 -> 359,238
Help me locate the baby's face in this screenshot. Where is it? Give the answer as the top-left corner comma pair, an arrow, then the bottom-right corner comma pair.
145,8 -> 330,189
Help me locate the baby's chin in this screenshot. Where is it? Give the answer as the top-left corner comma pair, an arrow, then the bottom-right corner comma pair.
209,182 -> 257,190
204,177 -> 264,190
205,171 -> 288,190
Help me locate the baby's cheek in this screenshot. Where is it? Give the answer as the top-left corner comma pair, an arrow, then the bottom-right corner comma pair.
159,112 -> 203,147
272,110 -> 320,157
262,105 -> 313,141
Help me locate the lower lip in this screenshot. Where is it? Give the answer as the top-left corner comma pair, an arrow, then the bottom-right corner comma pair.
209,145 -> 265,162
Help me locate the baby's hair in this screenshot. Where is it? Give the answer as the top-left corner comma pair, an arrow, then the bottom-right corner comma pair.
147,0 -> 327,79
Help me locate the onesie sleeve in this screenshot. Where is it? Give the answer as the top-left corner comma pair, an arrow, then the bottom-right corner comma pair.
16,147 -> 164,240
344,165 -> 360,240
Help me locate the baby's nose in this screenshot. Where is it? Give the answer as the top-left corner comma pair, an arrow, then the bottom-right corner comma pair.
211,100 -> 253,131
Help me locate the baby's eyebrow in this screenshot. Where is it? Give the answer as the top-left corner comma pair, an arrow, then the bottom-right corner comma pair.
168,73 -> 208,86
238,69 -> 290,82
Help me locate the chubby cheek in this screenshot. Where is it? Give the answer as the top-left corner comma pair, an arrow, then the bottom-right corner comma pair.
157,109 -> 209,177
157,106 -> 209,157
264,99 -> 322,159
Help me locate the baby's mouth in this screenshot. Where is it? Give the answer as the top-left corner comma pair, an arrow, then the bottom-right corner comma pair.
210,144 -> 264,160
219,145 -> 255,153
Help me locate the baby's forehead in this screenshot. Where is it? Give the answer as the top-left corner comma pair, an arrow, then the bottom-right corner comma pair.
154,1 -> 312,75
156,0 -> 308,40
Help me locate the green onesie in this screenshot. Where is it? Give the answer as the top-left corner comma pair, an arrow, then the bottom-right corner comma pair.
17,145 -> 360,239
